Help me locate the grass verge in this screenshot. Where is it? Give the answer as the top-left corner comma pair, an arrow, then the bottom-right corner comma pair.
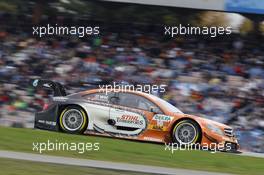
0,127 -> 263,175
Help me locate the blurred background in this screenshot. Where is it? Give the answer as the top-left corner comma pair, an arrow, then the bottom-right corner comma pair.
0,0 -> 263,153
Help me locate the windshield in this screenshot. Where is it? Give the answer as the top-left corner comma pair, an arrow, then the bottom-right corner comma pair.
157,98 -> 183,114
148,94 -> 183,114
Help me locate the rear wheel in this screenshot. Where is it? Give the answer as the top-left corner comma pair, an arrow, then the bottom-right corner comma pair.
59,106 -> 88,134
172,119 -> 201,146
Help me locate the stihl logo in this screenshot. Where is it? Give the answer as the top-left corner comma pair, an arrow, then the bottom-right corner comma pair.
117,115 -> 144,125
121,115 -> 139,121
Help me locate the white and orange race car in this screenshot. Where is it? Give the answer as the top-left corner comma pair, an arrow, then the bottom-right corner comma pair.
32,79 -> 239,151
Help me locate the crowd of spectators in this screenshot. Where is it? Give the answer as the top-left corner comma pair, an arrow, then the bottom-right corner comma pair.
0,22 -> 263,152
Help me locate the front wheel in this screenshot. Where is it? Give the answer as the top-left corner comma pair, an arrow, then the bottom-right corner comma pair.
172,119 -> 201,146
59,106 -> 88,134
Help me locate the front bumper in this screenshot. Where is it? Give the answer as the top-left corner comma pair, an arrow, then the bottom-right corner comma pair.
203,132 -> 239,151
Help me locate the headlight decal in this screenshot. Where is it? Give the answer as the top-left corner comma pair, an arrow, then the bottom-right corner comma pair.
207,123 -> 225,136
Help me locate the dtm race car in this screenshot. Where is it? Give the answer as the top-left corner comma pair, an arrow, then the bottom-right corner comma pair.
32,79 -> 239,151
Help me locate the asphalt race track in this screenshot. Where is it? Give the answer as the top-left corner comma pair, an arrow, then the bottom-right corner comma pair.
0,150 -> 232,175
0,150 -> 263,175
239,151 -> 264,158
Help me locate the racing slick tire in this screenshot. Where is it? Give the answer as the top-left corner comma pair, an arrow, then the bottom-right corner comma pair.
59,106 -> 88,134
172,119 -> 201,146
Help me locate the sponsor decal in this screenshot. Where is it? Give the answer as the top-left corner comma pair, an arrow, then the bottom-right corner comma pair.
150,125 -> 164,131
148,124 -> 169,131
53,97 -> 68,102
117,115 -> 144,125
143,137 -> 163,142
95,94 -> 109,102
33,79 -> 39,87
38,120 -> 56,126
149,114 -> 173,131
153,114 -> 173,122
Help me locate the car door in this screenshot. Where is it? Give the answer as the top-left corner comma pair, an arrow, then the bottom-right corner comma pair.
83,92 -> 114,132
108,92 -> 162,136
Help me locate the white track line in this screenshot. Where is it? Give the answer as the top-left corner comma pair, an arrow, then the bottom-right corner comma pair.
0,150 -> 232,175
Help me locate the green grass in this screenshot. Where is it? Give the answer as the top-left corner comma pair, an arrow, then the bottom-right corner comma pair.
0,126 -> 263,175
0,158 -> 150,175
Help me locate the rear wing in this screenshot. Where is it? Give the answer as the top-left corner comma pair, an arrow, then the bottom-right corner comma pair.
30,79 -> 67,97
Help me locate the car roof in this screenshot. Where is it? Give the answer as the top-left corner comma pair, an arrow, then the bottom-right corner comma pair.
80,89 -> 168,112
81,89 -> 158,100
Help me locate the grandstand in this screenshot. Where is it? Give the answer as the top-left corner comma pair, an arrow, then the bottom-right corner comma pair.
0,0 -> 263,152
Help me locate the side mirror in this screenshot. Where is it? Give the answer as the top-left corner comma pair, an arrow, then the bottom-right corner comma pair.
150,106 -> 159,114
